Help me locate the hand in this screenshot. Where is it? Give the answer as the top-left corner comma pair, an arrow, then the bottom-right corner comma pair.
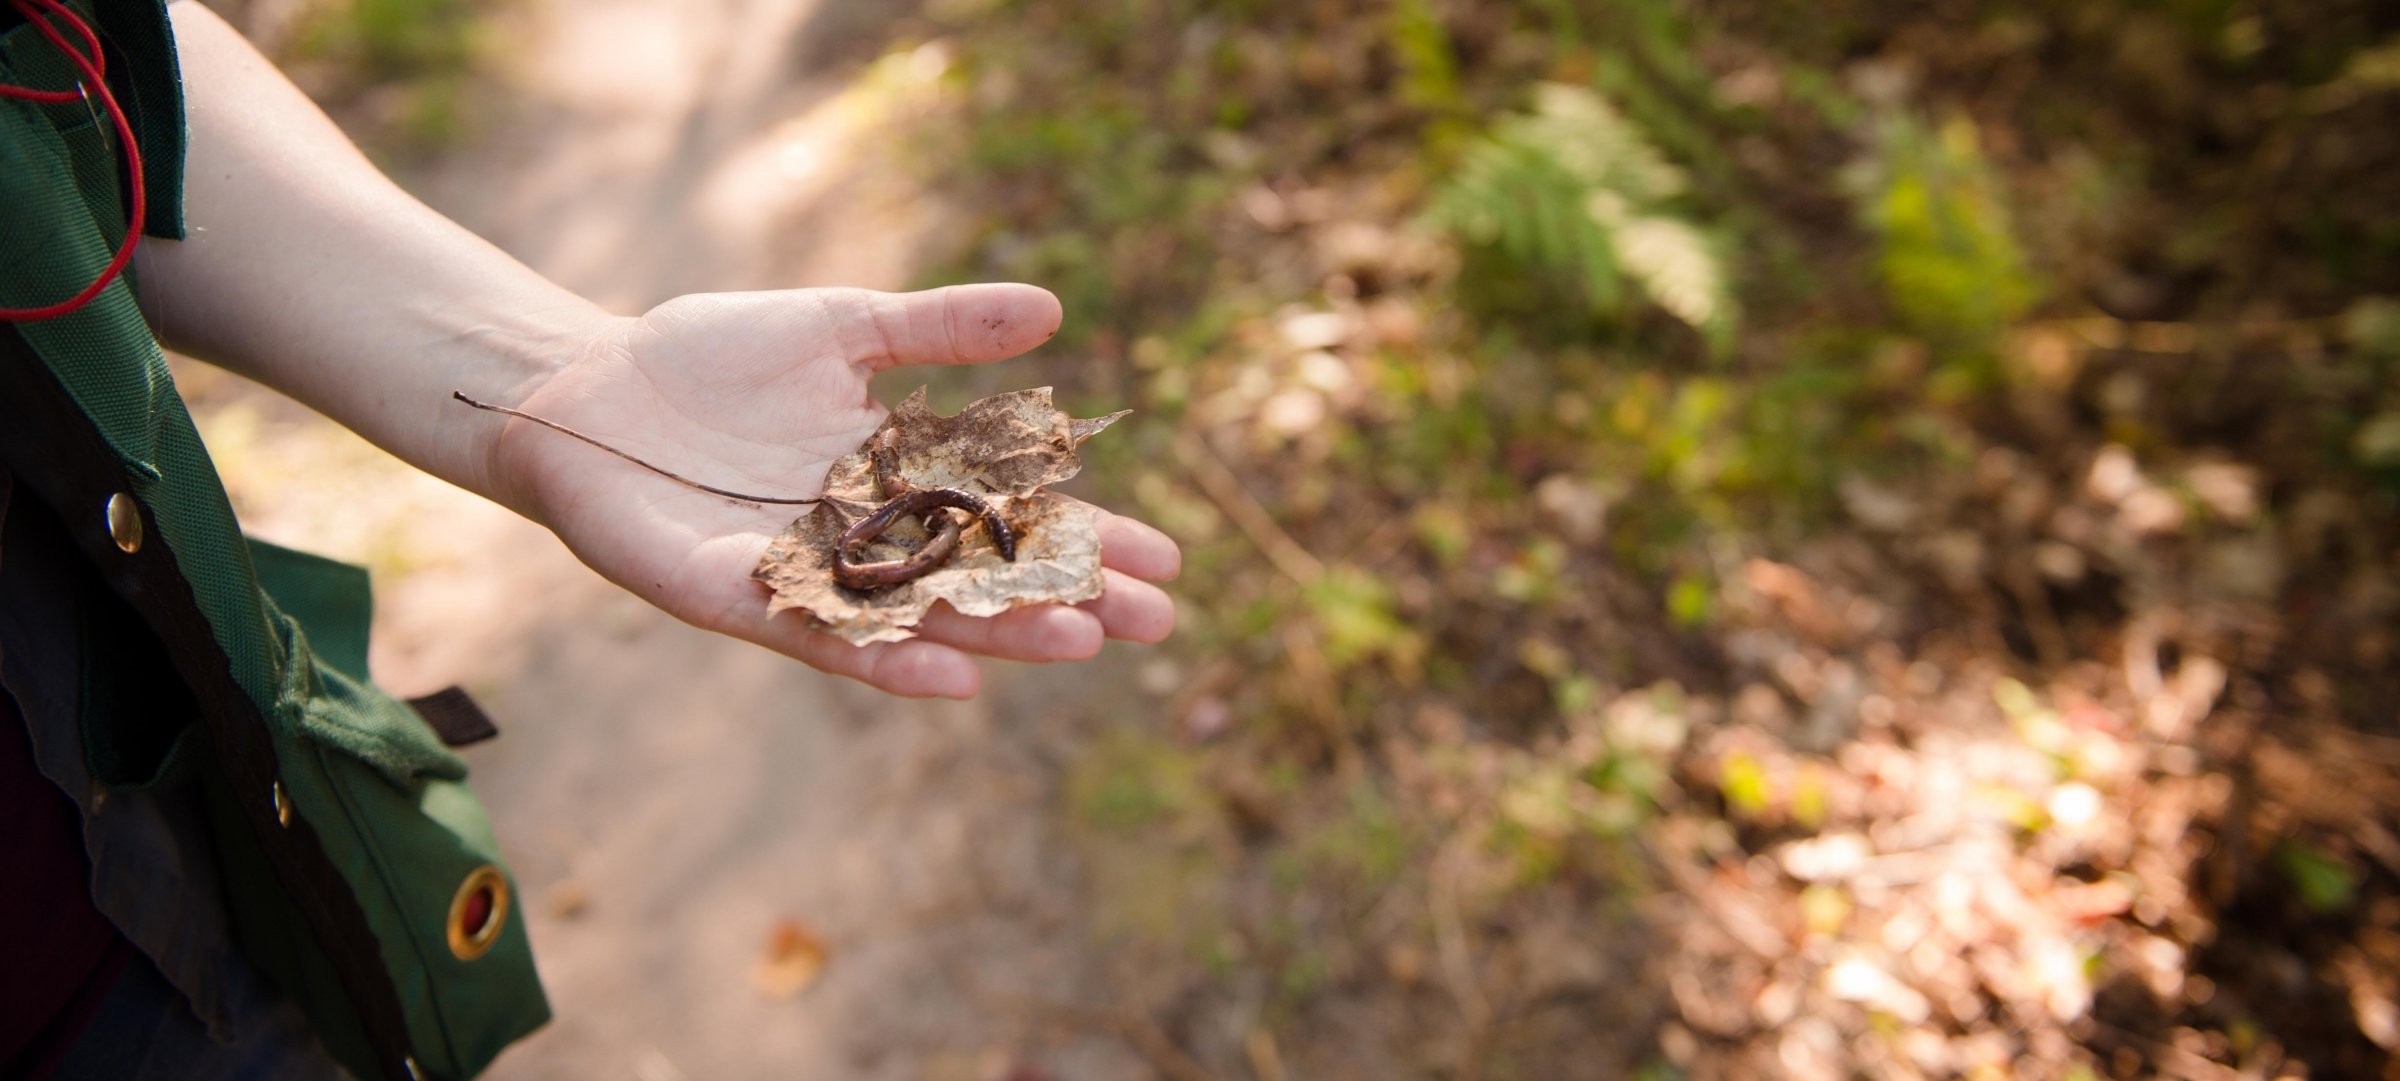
485,284 -> 1180,699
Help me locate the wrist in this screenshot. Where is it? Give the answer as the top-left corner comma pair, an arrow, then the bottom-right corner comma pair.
452,300 -> 632,522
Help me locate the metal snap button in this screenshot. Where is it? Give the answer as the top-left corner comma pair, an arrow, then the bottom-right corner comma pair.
105,492 -> 142,553
446,865 -> 511,961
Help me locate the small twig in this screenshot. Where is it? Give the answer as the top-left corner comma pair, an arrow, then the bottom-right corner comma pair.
1429,831 -> 1493,1046
1243,1029 -> 1288,1081
1279,623 -> 1363,780
451,390 -> 823,505
2001,559 -> 2070,671
1175,430 -> 1324,583
2321,725 -> 2400,767
2040,313 -> 2345,355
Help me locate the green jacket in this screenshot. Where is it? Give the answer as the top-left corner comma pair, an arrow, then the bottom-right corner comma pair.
1,3 -> 548,1078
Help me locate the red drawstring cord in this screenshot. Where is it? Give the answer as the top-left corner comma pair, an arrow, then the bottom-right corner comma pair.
0,0 -> 146,322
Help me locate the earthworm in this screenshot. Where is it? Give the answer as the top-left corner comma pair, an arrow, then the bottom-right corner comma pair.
831,430 -> 1018,590
833,497 -> 969,589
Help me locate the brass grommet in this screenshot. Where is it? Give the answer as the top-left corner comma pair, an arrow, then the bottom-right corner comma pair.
271,781 -> 292,827
446,865 -> 510,961
105,492 -> 142,553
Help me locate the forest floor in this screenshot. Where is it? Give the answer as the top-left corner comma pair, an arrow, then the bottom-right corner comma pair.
189,0 -> 2400,1078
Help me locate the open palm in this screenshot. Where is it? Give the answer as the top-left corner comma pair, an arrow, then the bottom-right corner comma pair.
485,284 -> 1178,698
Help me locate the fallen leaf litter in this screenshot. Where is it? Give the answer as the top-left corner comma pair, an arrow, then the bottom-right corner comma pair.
752,387 -> 1128,644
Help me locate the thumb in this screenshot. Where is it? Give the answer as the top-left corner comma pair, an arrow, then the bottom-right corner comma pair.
862,283 -> 1063,372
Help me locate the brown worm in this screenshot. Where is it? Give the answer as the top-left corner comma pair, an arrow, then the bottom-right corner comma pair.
831,488 -> 1018,589
833,498 -> 968,589
831,430 -> 1018,589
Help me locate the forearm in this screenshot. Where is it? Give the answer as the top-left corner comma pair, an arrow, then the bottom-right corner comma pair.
133,3 -> 617,513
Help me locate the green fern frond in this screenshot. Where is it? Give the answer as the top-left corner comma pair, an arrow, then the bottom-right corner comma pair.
1426,83 -> 1735,341
1612,214 -> 1730,338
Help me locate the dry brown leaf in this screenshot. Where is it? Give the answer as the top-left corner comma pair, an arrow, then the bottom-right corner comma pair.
752,917 -> 828,999
752,387 -> 1129,643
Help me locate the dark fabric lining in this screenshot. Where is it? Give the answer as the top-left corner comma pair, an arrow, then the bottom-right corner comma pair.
405,688 -> 500,749
0,685 -> 134,1081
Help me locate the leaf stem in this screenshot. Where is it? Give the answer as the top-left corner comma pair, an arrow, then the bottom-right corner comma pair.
452,390 -> 824,505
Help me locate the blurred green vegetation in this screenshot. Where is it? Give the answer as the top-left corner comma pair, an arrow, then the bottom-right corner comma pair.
206,0 -> 496,153
910,0 -> 2400,1075
298,0 -> 488,150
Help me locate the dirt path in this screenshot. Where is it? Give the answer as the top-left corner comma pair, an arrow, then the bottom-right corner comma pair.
192,1 -> 1157,1076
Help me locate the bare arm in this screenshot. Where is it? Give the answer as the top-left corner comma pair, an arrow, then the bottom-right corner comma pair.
132,4 -> 1179,698
135,1 -> 606,515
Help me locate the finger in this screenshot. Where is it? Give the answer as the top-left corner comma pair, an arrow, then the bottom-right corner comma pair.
867,283 -> 1062,371
914,600 -> 1105,663
857,637 -> 984,699
749,613 -> 984,698
1096,509 -> 1182,581
1079,569 -> 1175,643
